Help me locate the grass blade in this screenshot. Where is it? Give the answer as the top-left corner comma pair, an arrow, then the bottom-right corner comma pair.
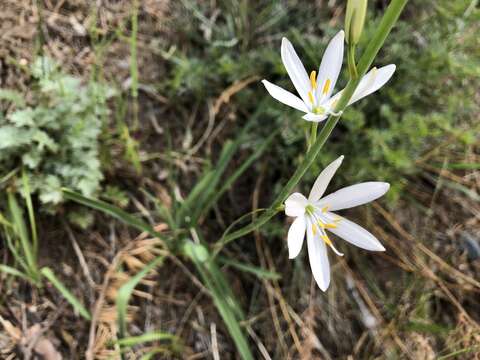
183,241 -> 253,360
115,331 -> 175,347
0,264 -> 29,280
22,171 -> 38,258
62,188 -> 167,242
117,256 -> 164,339
218,256 -> 281,280
40,267 -> 91,320
178,113 -> 258,226
7,192 -> 38,278
3,230 -> 30,276
199,131 -> 277,224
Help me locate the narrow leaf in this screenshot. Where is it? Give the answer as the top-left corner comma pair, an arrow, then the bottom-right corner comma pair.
116,331 -> 175,347
40,267 -> 91,320
62,188 -> 167,242
219,257 -> 281,280
117,256 -> 164,339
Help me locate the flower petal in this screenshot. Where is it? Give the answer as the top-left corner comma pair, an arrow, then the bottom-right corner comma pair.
284,192 -> 308,217
287,216 -> 306,259
308,155 -> 344,202
302,113 -> 328,122
319,182 -> 390,211
327,214 -> 385,251
316,31 -> 345,100
306,218 -> 330,291
348,64 -> 396,105
281,37 -> 311,105
262,80 -> 309,112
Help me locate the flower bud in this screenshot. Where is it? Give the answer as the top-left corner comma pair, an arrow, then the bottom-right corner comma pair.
345,0 -> 368,45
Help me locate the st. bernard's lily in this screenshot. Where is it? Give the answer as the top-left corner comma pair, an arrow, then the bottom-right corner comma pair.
262,31 -> 396,122
285,156 -> 388,291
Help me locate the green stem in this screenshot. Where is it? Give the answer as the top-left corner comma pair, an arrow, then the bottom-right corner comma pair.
219,0 -> 408,247
308,122 -> 318,150
348,43 -> 358,79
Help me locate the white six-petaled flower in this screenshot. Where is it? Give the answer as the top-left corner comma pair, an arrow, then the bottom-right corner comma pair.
262,31 -> 396,122
285,156 -> 389,291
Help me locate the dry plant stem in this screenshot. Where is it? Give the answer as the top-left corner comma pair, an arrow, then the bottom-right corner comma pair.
221,0 -> 409,246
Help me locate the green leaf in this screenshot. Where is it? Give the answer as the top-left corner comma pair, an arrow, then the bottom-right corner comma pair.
8,192 -> 38,279
115,331 -> 175,347
218,257 -> 281,280
201,130 -> 277,223
40,267 -> 91,320
117,256 -> 164,339
0,264 -> 29,280
0,126 -> 32,149
62,188 -> 167,243
182,241 -> 253,360
22,171 -> 38,258
0,89 -> 26,106
9,108 -> 35,127
181,114 -> 258,226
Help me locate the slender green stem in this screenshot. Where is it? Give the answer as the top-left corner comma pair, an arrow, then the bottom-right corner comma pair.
308,122 -> 318,150
219,0 -> 408,247
348,43 -> 358,79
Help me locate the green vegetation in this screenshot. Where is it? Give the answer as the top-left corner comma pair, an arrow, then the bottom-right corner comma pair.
0,57 -> 113,206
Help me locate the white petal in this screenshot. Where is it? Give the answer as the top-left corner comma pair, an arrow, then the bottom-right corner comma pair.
262,80 -> 309,113
316,31 -> 344,100
327,214 -> 385,251
348,64 -> 396,105
302,113 -> 328,122
281,37 -> 311,105
319,182 -> 390,211
308,155 -> 344,201
287,216 -> 306,259
306,218 -> 330,291
323,64 -> 396,111
284,192 -> 308,217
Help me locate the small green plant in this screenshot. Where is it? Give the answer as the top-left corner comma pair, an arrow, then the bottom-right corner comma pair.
0,173 -> 91,319
0,57 -> 114,207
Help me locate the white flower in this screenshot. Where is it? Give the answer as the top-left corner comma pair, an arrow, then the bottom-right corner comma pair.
262,31 -> 396,122
285,156 -> 388,291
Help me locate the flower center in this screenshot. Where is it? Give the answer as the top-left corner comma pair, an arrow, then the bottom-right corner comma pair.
307,70 -> 332,113
307,205 -> 343,256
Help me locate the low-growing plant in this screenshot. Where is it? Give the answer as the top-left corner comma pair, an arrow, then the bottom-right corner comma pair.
0,57 -> 114,208
0,173 -> 91,320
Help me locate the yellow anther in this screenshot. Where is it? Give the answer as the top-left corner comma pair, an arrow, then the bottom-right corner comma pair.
324,223 -> 338,229
321,234 -> 333,246
322,79 -> 331,95
310,71 -> 317,89
308,91 -> 315,104
312,224 -> 317,235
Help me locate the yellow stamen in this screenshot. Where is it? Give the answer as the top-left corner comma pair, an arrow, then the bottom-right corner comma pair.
322,79 -> 331,95
308,91 -> 314,104
312,224 -> 317,235
321,234 -> 333,246
310,71 -> 317,89
324,223 -> 338,229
